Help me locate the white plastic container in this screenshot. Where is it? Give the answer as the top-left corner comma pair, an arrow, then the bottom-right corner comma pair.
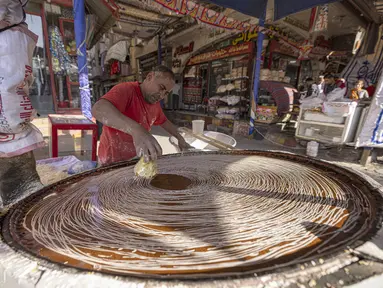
192,120 -> 205,135
322,101 -> 356,117
169,131 -> 237,152
204,131 -> 237,147
306,141 -> 319,157
305,128 -> 314,137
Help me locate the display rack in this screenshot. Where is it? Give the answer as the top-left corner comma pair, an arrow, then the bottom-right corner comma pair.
295,104 -> 363,145
208,56 -> 250,120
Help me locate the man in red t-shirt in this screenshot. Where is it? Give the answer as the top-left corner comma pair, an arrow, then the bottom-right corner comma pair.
92,66 -> 189,166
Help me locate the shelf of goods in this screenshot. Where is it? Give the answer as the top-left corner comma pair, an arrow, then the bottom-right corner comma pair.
295,102 -> 363,145
184,83 -> 202,105
209,64 -> 250,120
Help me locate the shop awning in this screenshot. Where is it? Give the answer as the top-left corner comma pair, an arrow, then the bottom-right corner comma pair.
260,81 -> 298,114
85,0 -> 118,49
204,0 -> 339,20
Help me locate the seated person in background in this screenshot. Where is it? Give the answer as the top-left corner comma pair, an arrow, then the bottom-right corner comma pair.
323,74 -> 337,96
325,78 -> 347,102
302,77 -> 320,98
350,80 -> 369,100
305,78 -> 314,97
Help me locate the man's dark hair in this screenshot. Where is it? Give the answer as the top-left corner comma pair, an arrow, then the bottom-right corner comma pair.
152,65 -> 175,80
324,74 -> 334,79
306,77 -> 313,82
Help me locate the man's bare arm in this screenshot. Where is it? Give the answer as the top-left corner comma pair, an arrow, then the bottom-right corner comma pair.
92,99 -> 162,161
92,99 -> 141,135
160,119 -> 181,139
161,120 -> 191,151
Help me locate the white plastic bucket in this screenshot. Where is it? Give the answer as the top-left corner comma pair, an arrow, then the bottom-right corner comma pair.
192,120 -> 205,135
306,141 -> 319,157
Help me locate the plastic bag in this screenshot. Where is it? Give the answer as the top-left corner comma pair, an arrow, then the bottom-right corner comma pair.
0,26 -> 44,157
300,96 -> 324,109
0,0 -> 28,30
326,88 -> 346,102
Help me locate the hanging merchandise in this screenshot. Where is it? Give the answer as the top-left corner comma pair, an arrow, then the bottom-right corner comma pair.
105,40 -> 130,63
61,7 -> 74,20
110,60 -> 120,75
85,14 -> 97,47
48,26 -> 71,75
310,4 -> 329,33
352,27 -> 366,55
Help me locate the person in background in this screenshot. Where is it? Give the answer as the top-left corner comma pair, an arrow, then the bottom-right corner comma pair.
323,74 -> 337,95
317,75 -> 325,94
172,80 -> 180,111
350,80 -> 369,100
305,78 -> 314,97
92,65 -> 190,166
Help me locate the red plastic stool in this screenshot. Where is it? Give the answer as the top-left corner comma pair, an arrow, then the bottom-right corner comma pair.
48,114 -> 98,161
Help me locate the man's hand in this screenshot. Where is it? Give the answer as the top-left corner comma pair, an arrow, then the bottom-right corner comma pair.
177,136 -> 192,151
132,127 -> 163,162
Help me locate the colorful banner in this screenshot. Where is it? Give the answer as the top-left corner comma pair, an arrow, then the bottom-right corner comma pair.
153,0 -> 302,53
74,0 -> 92,120
187,42 -> 253,66
298,40 -> 314,60
311,4 -> 328,33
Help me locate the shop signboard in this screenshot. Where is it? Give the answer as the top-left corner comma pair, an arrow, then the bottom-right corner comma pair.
232,29 -> 258,46
187,42 -> 253,66
174,42 -> 194,57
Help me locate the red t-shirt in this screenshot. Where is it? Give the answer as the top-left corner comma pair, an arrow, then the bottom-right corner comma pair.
98,82 -> 167,165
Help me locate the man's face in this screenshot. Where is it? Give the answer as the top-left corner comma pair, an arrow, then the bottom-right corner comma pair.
324,77 -> 334,85
143,72 -> 175,104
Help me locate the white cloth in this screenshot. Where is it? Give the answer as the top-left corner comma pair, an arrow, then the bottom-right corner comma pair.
326,88 -> 347,102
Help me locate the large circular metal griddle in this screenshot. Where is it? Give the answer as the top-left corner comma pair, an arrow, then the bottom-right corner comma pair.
1,151 -> 382,280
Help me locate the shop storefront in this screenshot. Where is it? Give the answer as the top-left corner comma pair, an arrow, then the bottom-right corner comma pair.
182,42 -> 253,120
25,0 -> 80,114
264,39 -> 300,86
161,42 -> 254,136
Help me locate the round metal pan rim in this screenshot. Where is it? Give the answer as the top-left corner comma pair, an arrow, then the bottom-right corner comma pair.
1,150 -> 383,281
